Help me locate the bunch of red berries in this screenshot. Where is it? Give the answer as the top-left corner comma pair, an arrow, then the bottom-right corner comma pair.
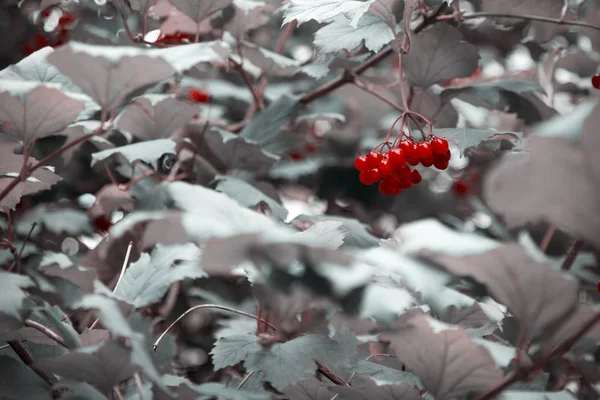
354,137 -> 451,196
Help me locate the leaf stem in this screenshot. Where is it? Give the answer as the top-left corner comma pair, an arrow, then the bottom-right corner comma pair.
152,304 -> 275,351
561,238 -> 584,271
24,319 -> 69,349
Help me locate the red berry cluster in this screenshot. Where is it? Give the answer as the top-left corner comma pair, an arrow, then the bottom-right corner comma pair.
592,74 -> 600,90
24,9 -> 76,55
156,32 -> 192,45
354,137 -> 450,196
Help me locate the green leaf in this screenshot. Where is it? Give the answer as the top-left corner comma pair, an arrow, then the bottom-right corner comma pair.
210,333 -> 262,370
240,95 -> 300,154
314,13 -> 395,53
0,271 -> 35,320
282,0 -> 375,27
113,243 -> 205,308
430,127 -> 523,155
0,355 -> 52,400
90,139 -> 177,170
215,176 -> 288,221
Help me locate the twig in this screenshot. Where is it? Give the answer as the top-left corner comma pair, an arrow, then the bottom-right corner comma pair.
24,319 -> 69,349
152,304 -> 275,351
7,340 -> 54,386
460,12 -> 600,32
274,21 -> 297,54
539,225 -> 557,253
8,222 -> 37,273
315,360 -> 350,386
236,370 -> 256,390
352,76 -> 404,112
133,373 -> 145,400
113,386 -> 125,400
90,241 -> 133,330
562,239 -> 584,271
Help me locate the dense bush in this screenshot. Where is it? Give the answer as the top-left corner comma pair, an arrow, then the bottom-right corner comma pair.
1,0 -> 600,399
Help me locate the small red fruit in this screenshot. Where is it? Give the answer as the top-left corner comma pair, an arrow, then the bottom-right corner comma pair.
388,148 -> 406,169
58,13 -> 75,26
355,155 -> 369,171
396,164 -> 411,179
439,150 -> 451,162
411,170 -> 422,184
378,155 -> 395,177
93,215 -> 113,232
433,159 -> 449,170
420,155 -> 435,167
379,176 -> 401,196
592,74 -> 600,90
189,88 -> 210,103
416,142 -> 433,160
359,169 -> 382,185
431,138 -> 449,155
365,150 -> 383,169
452,180 -> 471,197
400,176 -> 413,189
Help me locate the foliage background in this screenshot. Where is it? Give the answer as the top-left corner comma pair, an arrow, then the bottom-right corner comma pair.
1,0 -> 600,399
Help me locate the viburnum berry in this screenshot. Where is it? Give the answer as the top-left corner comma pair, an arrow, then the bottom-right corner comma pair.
592,74 -> 600,90
400,175 -> 413,189
354,155 -> 369,171
93,215 -> 113,232
431,137 -> 449,155
433,158 -> 449,170
439,149 -> 451,162
400,141 -> 420,166
388,148 -> 405,170
396,164 -> 411,180
379,175 -> 401,196
58,13 -> 75,26
189,88 -> 210,103
452,179 -> 471,197
416,142 -> 433,160
359,169 -> 382,185
378,155 -> 395,177
365,150 -> 383,169
411,170 -> 422,184
420,155 -> 435,168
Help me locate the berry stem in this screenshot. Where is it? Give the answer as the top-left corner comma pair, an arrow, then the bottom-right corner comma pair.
561,238 -> 584,271
539,225 -> 557,253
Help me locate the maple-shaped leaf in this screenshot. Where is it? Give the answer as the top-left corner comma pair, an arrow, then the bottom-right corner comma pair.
130,0 -> 159,13
439,303 -> 493,330
368,0 -> 404,32
160,10 -> 213,36
88,184 -> 135,218
479,0 -> 575,43
383,315 -> 503,399
331,376 -> 422,400
113,243 -> 205,308
0,144 -> 62,212
0,355 -> 53,399
90,138 -> 177,170
430,127 -> 522,156
240,95 -> 300,154
222,2 -> 273,39
484,136 -> 600,249
441,78 -> 543,106
424,244 -> 579,344
314,13 -> 396,53
0,86 -> 84,144
116,97 -> 197,140
38,339 -> 136,394
0,271 -> 35,321
167,0 -> 233,23
282,378 -> 334,400
542,303 -> 600,355
210,333 -> 261,370
403,23 -> 480,89
237,43 -> 301,77
47,48 -> 175,114
282,0 -> 374,27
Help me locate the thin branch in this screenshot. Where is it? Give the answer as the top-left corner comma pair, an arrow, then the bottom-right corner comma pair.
7,340 -> 54,386
539,225 -> 557,253
460,12 -> 600,32
90,241 -> 133,330
152,304 -> 276,351
274,21 -> 297,54
236,370 -> 256,390
352,76 -> 404,112
315,360 -> 350,386
133,373 -> 145,400
24,319 -> 68,349
113,386 -> 125,400
562,239 -> 584,271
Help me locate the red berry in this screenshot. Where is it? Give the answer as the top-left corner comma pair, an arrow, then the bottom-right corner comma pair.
58,13 -> 75,26
378,155 -> 395,177
305,143 -> 318,154
359,169 -> 382,185
452,180 -> 471,197
93,215 -> 112,232
400,175 -> 413,189
399,140 -> 415,155
411,170 -> 422,184
365,150 -> 383,169
189,88 -> 210,103
396,164 -> 411,179
434,158 -> 449,170
439,150 -> 451,162
597,281 -> 600,293
289,151 -> 303,161
416,142 -> 433,160
431,138 -> 449,155
388,148 -> 406,170
379,176 -> 401,196
592,74 -> 600,90
355,155 -> 369,171
420,155 -> 435,167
